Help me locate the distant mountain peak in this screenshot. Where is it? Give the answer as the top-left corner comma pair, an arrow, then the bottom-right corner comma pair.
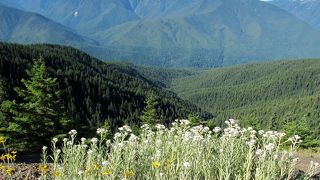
1,0 -> 320,67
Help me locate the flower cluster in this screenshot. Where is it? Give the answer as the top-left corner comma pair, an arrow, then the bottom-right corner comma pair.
31,118 -> 319,179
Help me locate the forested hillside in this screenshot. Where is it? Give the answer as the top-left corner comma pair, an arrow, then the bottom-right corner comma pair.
171,60 -> 320,142
0,43 -> 211,135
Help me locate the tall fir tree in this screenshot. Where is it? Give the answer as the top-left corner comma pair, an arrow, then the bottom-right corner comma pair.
140,93 -> 158,126
1,57 -> 70,150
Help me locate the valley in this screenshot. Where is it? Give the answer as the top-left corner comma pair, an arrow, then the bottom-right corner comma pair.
0,0 -> 320,178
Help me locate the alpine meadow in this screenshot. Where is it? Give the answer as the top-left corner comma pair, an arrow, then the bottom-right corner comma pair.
0,0 -> 320,179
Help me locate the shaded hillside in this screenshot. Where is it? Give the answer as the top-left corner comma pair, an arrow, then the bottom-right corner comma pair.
171,60 -> 320,135
130,64 -> 197,88
0,43 -> 211,132
0,4 -> 97,47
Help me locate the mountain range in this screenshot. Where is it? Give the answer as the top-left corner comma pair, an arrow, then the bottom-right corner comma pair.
270,0 -> 320,30
0,4 -> 98,47
1,0 -> 320,67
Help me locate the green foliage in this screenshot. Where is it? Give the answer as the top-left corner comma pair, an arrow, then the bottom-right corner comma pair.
0,57 -> 70,150
187,114 -> 201,127
33,120 -> 319,179
284,116 -> 320,148
0,43 -> 211,151
140,93 -> 159,125
171,60 -> 320,146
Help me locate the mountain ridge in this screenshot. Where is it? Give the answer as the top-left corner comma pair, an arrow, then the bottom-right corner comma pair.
270,0 -> 320,29
2,0 -> 320,67
0,4 -> 99,48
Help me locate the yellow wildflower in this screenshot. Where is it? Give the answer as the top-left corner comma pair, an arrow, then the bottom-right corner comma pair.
152,161 -> 161,168
0,136 -> 6,143
11,151 -> 17,154
4,167 -> 14,175
85,168 -> 92,174
53,171 -> 61,177
39,165 -> 49,173
125,170 -> 135,179
94,163 -> 101,170
4,153 -> 16,161
0,154 -> 5,161
0,164 -> 5,170
102,169 -> 111,176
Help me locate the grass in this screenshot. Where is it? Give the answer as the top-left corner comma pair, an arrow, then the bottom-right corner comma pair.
1,119 -> 320,179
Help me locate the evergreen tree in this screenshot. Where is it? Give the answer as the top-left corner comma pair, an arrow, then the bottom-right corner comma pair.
188,114 -> 201,126
283,116 -> 320,148
0,79 -> 8,131
1,57 -> 70,150
140,93 -> 158,125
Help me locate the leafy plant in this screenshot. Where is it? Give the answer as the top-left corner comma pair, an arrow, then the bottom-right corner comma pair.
0,57 -> 70,150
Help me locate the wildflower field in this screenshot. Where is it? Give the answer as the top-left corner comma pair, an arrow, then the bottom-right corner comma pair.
1,119 -> 319,179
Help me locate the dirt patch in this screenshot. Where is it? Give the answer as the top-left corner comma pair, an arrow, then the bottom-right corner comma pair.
297,151 -> 320,172
0,163 -> 42,179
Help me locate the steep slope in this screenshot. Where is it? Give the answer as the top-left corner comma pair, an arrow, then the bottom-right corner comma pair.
0,43 -> 211,132
270,0 -> 320,29
171,59 -> 320,133
95,0 -> 320,67
2,0 -> 320,67
0,0 -> 140,34
0,4 -> 97,47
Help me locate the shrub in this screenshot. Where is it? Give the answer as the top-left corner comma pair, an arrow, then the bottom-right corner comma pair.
36,119 -> 319,179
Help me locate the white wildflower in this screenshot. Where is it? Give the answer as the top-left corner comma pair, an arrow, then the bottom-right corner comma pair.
67,141 -> 73,146
258,130 -> 264,135
106,140 -> 111,145
265,143 -> 275,151
78,170 -> 84,176
52,138 -> 58,143
246,139 -> 256,147
213,127 -> 221,133
87,149 -> 93,154
256,149 -> 263,156
114,132 -> 122,139
102,160 -> 110,166
81,137 -> 86,142
156,139 -> 161,145
91,137 -> 98,144
128,134 -> 139,142
183,161 -> 191,169
180,119 -> 190,125
155,124 -> 166,130
69,129 -> 77,135
97,128 -> 107,134
155,150 -> 161,158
